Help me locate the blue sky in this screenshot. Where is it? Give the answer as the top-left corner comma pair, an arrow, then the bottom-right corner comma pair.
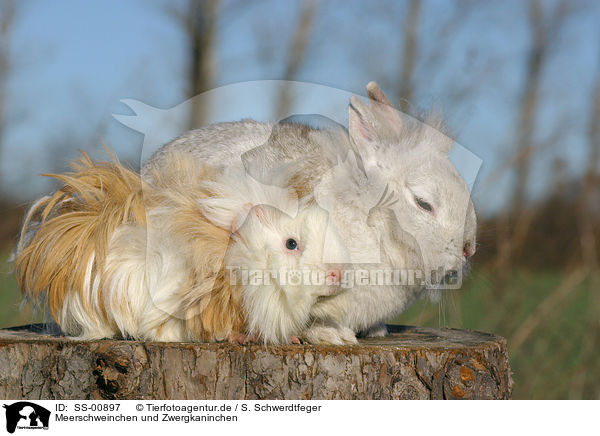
2,0 -> 599,214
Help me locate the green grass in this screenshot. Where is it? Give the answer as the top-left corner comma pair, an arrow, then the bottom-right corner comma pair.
393,268 -> 600,399
1,249 -> 597,399
0,250 -> 43,329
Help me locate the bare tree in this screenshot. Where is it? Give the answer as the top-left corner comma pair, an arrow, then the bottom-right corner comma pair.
511,0 -> 546,218
386,0 -> 483,117
275,0 -> 317,118
188,0 -> 220,129
188,0 -> 220,127
167,0 -> 221,129
578,49 -> 600,271
497,0 -> 572,271
397,0 -> 422,114
567,46 -> 600,399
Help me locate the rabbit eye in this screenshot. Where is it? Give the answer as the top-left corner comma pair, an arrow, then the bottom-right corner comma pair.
285,238 -> 299,250
415,197 -> 434,213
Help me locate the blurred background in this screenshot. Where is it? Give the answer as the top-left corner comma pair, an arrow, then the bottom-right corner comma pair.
0,0 -> 598,399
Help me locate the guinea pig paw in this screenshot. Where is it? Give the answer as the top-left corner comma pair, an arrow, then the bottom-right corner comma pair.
289,335 -> 303,345
228,332 -> 255,345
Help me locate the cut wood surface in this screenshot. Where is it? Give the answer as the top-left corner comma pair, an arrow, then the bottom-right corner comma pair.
0,324 -> 512,400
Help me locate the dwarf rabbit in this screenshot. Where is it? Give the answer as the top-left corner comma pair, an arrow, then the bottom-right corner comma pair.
306,83 -> 477,341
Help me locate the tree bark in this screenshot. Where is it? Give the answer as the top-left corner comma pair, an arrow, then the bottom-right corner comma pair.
0,324 -> 512,400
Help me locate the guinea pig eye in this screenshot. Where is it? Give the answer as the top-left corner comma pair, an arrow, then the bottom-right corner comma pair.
415,196 -> 434,213
285,238 -> 299,251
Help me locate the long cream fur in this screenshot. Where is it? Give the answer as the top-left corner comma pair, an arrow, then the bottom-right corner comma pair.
15,152 -> 247,342
15,153 -> 147,336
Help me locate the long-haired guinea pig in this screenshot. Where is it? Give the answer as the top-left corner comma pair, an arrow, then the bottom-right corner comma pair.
215,202 -> 346,344
14,151 -> 347,345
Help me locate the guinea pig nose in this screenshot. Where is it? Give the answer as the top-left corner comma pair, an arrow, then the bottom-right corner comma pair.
327,268 -> 341,284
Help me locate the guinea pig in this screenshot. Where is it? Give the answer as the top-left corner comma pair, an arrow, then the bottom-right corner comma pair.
14,151 -> 348,345
217,202 -> 346,344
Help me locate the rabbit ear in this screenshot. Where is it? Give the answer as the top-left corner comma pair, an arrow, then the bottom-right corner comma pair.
365,82 -> 405,136
349,96 -> 378,149
366,81 -> 394,108
348,84 -> 405,153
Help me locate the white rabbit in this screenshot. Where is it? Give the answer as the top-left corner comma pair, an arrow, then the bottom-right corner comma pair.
141,82 -> 477,344
307,84 -> 476,341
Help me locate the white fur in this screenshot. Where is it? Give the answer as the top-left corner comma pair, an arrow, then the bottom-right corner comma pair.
223,201 -> 348,344
310,110 -> 476,336
103,224 -> 190,341
55,223 -> 190,342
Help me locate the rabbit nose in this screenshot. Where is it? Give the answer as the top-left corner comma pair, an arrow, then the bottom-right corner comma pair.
463,242 -> 474,258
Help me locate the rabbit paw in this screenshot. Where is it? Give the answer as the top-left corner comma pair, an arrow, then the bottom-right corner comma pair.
302,324 -> 357,345
358,323 -> 388,338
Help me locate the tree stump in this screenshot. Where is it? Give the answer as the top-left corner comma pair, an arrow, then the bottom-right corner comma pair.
0,324 -> 512,400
